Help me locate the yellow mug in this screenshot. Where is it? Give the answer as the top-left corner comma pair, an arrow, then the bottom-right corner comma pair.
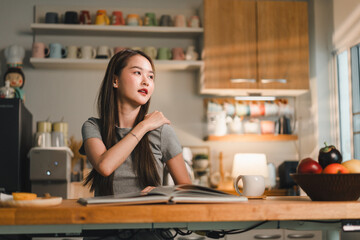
95,10 -> 110,25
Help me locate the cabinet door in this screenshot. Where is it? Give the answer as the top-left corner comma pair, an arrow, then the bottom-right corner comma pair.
257,1 -> 309,90
203,0 -> 257,90
226,229 -> 284,239
284,230 -> 322,240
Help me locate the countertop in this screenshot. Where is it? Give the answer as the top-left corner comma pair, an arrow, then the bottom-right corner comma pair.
1,196 -> 360,226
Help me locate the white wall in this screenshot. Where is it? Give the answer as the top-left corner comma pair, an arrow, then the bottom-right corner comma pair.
0,0 -> 329,177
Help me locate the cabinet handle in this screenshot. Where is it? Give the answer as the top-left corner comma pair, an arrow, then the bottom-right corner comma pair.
261,79 -> 287,84
254,234 -> 282,239
287,233 -> 315,239
230,78 -> 256,83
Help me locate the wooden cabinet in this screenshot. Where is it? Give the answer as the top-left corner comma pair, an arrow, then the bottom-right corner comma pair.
201,0 -> 309,96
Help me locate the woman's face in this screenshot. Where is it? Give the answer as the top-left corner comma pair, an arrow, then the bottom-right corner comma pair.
114,54 -> 154,107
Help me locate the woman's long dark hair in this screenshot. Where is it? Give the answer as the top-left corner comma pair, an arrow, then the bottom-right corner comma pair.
84,49 -> 160,196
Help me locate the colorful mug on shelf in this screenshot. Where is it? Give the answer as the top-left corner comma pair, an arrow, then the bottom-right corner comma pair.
95,10 -> 110,25
49,43 -> 67,58
32,42 -> 49,58
126,14 -> 142,26
174,14 -> 186,27
157,47 -> 172,60
111,11 -> 125,25
143,46 -> 157,59
172,47 -> 185,60
79,10 -> 91,24
144,12 -> 157,26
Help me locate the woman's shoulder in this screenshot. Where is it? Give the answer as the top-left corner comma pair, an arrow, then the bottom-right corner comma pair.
83,117 -> 100,127
149,124 -> 174,136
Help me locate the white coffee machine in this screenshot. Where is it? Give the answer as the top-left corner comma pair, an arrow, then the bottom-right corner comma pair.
29,147 -> 73,199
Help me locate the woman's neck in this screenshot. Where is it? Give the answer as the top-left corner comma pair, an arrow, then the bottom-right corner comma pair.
117,102 -> 141,128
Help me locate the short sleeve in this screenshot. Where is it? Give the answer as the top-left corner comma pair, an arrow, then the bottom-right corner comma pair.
160,124 -> 182,162
79,117 -> 102,155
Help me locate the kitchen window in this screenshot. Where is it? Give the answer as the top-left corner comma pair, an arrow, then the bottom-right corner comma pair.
337,43 -> 360,160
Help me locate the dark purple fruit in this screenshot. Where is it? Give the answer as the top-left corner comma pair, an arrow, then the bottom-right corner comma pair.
318,142 -> 342,169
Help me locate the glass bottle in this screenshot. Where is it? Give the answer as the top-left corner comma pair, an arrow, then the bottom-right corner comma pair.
0,80 -> 15,98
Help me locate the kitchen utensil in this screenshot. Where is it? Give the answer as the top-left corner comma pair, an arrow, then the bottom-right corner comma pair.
96,45 -> 114,59
157,47 -> 172,60
49,43 -> 67,58
32,42 -> 49,58
172,47 -> 185,60
144,12 -> 157,26
79,10 -> 91,24
291,173 -> 360,201
185,46 -> 198,60
188,15 -> 200,27
227,115 -> 243,134
66,45 -> 79,59
276,116 -> 293,134
111,11 -> 125,25
52,121 -> 68,146
45,12 -> 59,23
266,163 -> 276,189
34,132 -> 51,148
126,14 -> 142,26
64,11 -> 79,24
234,175 -> 265,197
243,119 -> 261,134
143,46 -> 157,59
159,15 -> 172,26
260,120 -> 275,134
79,46 -> 96,59
174,15 -> 186,27
95,10 -> 110,25
51,131 -> 65,147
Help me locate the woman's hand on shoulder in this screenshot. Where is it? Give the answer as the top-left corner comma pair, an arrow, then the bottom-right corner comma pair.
142,111 -> 170,131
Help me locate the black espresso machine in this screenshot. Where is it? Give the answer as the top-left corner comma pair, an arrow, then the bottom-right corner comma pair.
0,99 -> 33,193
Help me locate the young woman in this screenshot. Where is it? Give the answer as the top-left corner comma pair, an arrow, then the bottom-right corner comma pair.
80,49 -> 191,197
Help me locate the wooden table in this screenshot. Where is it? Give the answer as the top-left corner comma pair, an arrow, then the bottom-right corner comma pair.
0,196 -> 359,240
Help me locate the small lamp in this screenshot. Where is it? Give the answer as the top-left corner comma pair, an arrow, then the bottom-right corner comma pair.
232,153 -> 268,188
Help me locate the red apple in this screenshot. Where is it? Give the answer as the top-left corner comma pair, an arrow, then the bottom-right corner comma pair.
297,157 -> 323,174
322,163 -> 350,174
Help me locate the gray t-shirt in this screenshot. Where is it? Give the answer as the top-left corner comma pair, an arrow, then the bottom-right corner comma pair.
80,117 -> 182,195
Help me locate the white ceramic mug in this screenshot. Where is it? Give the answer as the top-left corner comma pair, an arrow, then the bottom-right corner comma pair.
234,175 -> 265,197
66,45 -> 79,59
51,131 -> 65,147
79,46 -> 96,59
96,45 -> 114,59
34,132 -> 51,148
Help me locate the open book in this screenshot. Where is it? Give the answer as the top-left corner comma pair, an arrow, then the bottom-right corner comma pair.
78,184 -> 247,206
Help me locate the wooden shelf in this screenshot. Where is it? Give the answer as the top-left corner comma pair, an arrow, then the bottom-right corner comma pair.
206,134 -> 298,142
31,23 -> 203,37
30,58 -> 203,71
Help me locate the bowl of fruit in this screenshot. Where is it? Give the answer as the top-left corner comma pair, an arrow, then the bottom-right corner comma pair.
291,143 -> 360,201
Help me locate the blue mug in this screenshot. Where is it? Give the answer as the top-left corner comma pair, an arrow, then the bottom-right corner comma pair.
49,43 -> 67,58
